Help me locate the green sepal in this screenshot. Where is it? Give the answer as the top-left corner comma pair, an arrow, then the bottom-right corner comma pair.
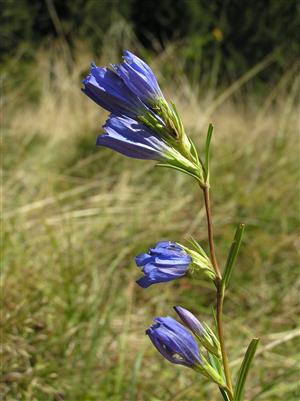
208,352 -> 223,377
222,224 -> 245,289
194,354 -> 226,388
202,322 -> 221,357
234,338 -> 259,401
156,162 -> 201,181
189,237 -> 208,259
204,123 -> 213,182
170,101 -> 185,137
188,137 -> 200,164
179,239 -> 216,280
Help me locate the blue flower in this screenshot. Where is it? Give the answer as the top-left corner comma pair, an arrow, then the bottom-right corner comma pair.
135,241 -> 191,288
113,50 -> 163,105
146,316 -> 202,368
82,64 -> 146,117
82,52 -> 203,181
97,114 -> 170,160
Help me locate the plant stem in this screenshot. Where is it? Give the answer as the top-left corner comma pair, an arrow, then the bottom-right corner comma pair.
201,184 -> 234,399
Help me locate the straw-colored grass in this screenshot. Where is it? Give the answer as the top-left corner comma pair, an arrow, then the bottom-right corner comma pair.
2,39 -> 300,401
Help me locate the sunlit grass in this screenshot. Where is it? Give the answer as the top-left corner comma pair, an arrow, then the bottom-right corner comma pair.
2,40 -> 300,401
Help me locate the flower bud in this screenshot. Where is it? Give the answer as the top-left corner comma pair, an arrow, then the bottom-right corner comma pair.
146,316 -> 203,368
174,306 -> 221,358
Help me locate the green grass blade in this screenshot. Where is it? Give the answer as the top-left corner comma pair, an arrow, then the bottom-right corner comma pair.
234,338 -> 259,401
222,223 -> 245,289
204,123 -> 213,182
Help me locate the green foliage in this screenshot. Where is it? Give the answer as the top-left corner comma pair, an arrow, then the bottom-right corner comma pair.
222,224 -> 245,289
1,0 -> 299,85
133,0 -> 300,80
0,0 -> 132,58
234,339 -> 259,401
204,123 -> 213,182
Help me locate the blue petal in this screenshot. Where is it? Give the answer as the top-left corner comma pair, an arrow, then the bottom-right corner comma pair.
155,241 -> 182,251
153,255 -> 191,266
156,318 -> 201,364
113,51 -> 163,105
134,240 -> 191,287
135,253 -> 153,267
142,263 -> 158,274
82,65 -> 145,117
136,275 -> 153,288
147,317 -> 201,366
146,325 -> 178,364
97,114 -> 167,160
139,265 -> 186,285
155,266 -> 188,276
155,317 -> 194,342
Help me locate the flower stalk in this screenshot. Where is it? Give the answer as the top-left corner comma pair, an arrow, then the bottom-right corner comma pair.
201,183 -> 234,400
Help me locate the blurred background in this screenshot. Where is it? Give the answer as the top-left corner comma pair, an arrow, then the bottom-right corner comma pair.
2,0 -> 300,400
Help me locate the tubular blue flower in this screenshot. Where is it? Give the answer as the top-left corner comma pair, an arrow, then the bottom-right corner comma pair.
82,52 -> 204,182
146,316 -> 202,368
97,114 -> 171,160
135,241 -> 191,288
96,114 -> 202,178
82,63 -> 146,118
113,50 -> 163,105
146,316 -> 225,386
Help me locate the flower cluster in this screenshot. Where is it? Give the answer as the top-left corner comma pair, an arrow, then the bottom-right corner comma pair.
82,51 -> 227,393
82,51 -> 203,180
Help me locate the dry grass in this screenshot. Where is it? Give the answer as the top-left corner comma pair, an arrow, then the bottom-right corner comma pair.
2,39 -> 300,401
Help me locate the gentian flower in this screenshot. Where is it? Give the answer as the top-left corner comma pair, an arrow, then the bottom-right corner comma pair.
174,306 -> 221,357
112,51 -> 193,157
82,51 -> 204,182
146,316 -> 202,368
82,64 -> 146,118
135,241 -> 191,288
146,315 -> 225,386
97,114 -> 169,160
112,50 -> 163,105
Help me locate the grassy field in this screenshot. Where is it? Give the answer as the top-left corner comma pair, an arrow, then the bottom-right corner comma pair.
2,41 -> 300,401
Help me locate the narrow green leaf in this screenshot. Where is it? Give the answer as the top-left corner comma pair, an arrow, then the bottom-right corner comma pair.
204,123 -> 213,182
234,338 -> 259,401
220,387 -> 231,401
222,224 -> 245,288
